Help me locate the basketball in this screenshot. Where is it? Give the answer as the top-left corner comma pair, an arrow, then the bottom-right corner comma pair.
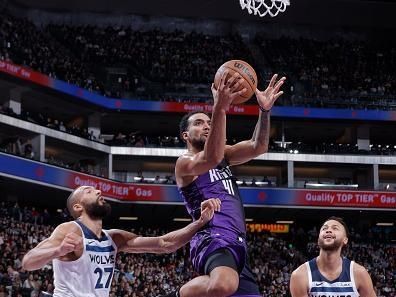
214,60 -> 258,104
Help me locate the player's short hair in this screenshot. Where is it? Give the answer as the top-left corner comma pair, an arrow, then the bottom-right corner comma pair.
321,216 -> 349,238
179,111 -> 210,142
66,186 -> 87,219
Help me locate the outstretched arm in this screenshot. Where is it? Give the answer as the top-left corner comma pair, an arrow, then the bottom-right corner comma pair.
176,72 -> 246,178
22,222 -> 82,271
225,74 -> 286,166
112,198 -> 221,254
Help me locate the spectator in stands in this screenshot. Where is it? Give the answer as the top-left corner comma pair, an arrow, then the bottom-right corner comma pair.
2,7 -> 396,108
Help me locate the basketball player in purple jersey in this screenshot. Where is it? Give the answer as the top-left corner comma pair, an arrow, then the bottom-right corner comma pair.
159,71 -> 286,297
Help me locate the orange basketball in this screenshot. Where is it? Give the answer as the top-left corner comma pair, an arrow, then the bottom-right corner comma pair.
214,60 -> 257,104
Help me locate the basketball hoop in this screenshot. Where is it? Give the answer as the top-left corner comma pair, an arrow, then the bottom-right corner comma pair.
240,0 -> 290,17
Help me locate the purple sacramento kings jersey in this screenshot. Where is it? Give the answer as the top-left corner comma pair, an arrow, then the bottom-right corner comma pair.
178,159 -> 248,274
179,159 -> 246,235
179,159 -> 261,296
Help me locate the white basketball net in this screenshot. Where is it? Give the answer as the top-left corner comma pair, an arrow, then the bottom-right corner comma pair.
240,0 -> 290,17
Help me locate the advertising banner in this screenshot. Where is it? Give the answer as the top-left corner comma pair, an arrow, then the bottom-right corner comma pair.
1,153 -> 395,209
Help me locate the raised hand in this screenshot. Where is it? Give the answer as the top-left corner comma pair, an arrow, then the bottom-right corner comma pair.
199,198 -> 221,224
57,232 -> 83,257
255,74 -> 286,111
211,71 -> 247,109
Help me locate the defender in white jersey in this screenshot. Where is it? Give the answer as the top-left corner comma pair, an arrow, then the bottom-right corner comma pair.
21,185 -> 221,297
51,220 -> 118,297
290,217 -> 377,297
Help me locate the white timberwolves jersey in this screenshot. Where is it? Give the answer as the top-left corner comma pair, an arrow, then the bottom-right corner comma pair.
306,257 -> 359,297
53,221 -> 117,297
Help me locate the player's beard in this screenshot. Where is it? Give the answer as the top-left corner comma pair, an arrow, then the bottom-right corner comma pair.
191,137 -> 205,151
318,237 -> 344,251
84,199 -> 111,220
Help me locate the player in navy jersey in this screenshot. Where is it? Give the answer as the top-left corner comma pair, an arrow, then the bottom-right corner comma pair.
21,185 -> 221,297
290,217 -> 377,297
159,71 -> 286,297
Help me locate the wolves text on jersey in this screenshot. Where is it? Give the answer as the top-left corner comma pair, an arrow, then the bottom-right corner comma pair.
89,254 -> 115,265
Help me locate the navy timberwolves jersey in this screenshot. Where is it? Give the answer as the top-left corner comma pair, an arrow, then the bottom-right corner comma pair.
53,221 -> 117,297
306,257 -> 359,297
178,159 -> 246,236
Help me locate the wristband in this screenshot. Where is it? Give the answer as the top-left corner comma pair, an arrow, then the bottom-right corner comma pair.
259,105 -> 271,112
